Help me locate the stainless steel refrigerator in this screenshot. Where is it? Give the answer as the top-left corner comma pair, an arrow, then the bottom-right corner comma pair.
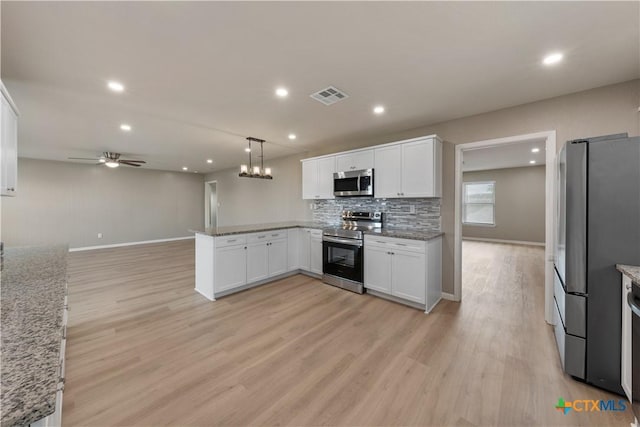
554,133 -> 640,395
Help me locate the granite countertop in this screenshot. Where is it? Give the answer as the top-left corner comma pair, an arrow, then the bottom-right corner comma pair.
191,221 -> 328,237
617,264 -> 640,284
1,246 -> 68,427
370,229 -> 444,241
192,222 -> 443,242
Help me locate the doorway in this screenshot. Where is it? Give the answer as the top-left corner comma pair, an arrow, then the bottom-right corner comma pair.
204,181 -> 218,229
454,131 -> 557,324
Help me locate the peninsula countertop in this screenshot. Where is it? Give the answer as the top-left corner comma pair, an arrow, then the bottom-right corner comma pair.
617,264 -> 640,284
1,245 -> 68,427
192,222 -> 443,242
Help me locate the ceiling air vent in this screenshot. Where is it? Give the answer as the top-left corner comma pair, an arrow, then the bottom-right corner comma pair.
310,86 -> 349,106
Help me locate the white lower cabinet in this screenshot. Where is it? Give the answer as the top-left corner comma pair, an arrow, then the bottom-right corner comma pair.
391,248 -> 426,304
364,235 -> 442,312
268,239 -> 288,276
310,233 -> 323,275
363,245 -> 392,293
298,228 -> 322,275
215,244 -> 247,292
247,242 -> 269,283
195,227 -> 324,301
622,274 -> 632,401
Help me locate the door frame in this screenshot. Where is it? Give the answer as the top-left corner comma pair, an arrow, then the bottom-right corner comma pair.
454,130 -> 557,324
204,180 -> 218,229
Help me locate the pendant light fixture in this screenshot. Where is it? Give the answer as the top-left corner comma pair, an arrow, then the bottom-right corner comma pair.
239,137 -> 273,179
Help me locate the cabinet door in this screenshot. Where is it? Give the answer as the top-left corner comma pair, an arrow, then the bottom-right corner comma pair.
247,242 -> 269,283
336,150 -> 374,172
1,94 -> 18,196
268,239 -> 288,277
215,245 -> 247,292
302,160 -> 317,200
622,275 -> 632,400
374,145 -> 402,198
401,139 -> 434,197
364,245 -> 392,293
310,236 -> 323,274
316,157 -> 336,199
287,228 -> 299,270
392,249 -> 426,304
299,229 -> 311,271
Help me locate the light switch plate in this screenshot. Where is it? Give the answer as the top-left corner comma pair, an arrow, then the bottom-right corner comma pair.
409,205 -> 416,214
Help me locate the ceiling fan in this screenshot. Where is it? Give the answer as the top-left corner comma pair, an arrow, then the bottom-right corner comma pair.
68,152 -> 146,168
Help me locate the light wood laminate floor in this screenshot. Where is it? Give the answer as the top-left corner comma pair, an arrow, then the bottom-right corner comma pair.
62,240 -> 632,426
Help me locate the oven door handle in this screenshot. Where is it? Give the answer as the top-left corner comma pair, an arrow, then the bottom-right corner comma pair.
323,236 -> 363,247
628,293 -> 640,317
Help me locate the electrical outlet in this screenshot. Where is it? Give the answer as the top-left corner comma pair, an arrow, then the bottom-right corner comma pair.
409,205 -> 416,214
97,233 -> 103,239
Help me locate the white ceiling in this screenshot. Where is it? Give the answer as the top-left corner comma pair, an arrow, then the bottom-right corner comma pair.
462,138 -> 547,172
2,2 -> 638,173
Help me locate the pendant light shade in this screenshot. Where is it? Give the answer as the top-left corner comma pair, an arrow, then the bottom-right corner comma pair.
239,137 -> 273,179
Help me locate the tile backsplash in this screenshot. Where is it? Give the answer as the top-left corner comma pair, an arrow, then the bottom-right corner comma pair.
312,198 -> 440,231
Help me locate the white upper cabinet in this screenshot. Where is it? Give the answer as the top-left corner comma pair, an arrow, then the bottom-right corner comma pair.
1,83 -> 19,197
302,135 -> 442,200
335,150 -> 374,172
302,156 -> 335,200
375,137 -> 441,198
373,145 -> 402,198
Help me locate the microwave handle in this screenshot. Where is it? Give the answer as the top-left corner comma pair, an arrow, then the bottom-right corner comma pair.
357,174 -> 361,192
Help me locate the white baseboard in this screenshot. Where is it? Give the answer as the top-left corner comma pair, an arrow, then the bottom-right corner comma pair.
69,236 -> 195,252
462,237 -> 544,247
441,292 -> 457,301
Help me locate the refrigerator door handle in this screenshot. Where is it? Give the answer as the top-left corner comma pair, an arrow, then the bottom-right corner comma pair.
628,293 -> 640,318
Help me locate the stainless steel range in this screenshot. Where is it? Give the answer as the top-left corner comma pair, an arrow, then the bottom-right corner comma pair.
322,211 -> 383,294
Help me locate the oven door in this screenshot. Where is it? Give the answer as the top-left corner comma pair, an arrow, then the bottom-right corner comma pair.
322,237 -> 363,283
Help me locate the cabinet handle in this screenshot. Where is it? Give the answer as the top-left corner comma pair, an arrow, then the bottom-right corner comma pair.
627,284 -> 632,290
7,188 -> 15,192
244,246 -> 247,250
227,239 -> 237,243
391,252 -> 395,255
395,243 -> 407,247
257,236 -> 266,239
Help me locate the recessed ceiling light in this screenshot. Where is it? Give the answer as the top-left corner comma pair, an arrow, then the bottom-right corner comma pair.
531,148 -> 540,153
245,147 -> 251,153
107,80 -> 125,92
206,159 -> 213,164
182,166 -> 188,171
120,124 -> 131,132
194,171 -> 198,173
373,105 -> 385,115
288,133 -> 297,140
529,160 -> 536,164
275,87 -> 289,97
543,53 -> 563,65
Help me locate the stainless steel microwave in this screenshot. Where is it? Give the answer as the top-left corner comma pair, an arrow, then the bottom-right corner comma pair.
333,169 -> 374,197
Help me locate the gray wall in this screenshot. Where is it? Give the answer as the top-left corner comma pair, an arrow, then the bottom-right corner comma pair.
224,79 -> 638,294
2,158 -> 204,248
203,153 -> 311,227
462,166 -> 545,243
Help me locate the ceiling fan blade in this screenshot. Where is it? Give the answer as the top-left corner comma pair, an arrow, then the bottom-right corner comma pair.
119,160 -> 143,167
119,159 -> 146,163
68,157 -> 99,161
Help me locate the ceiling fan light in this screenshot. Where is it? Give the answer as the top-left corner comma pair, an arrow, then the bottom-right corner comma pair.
99,158 -> 106,163
105,160 -> 119,168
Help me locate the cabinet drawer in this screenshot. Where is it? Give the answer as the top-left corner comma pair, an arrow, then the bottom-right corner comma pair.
216,235 -> 247,247
307,229 -> 322,238
364,235 -> 425,253
247,233 -> 270,244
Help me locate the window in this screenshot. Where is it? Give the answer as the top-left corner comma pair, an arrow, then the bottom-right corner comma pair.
463,181 -> 495,225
